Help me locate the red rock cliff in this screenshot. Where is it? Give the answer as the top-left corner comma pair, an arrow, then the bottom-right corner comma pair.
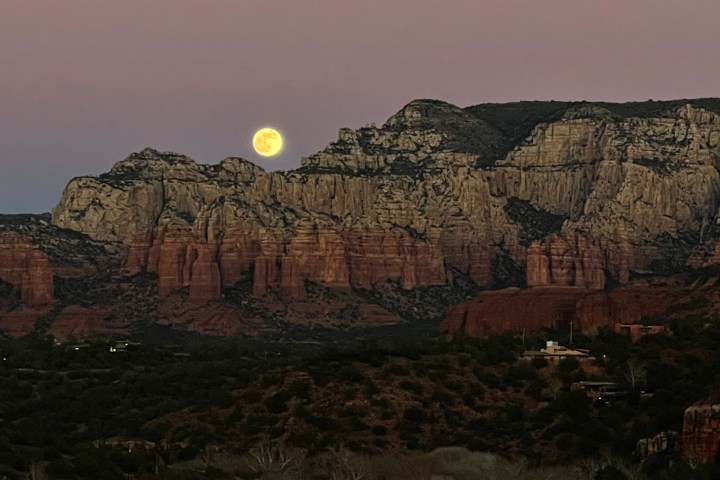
526,234 -> 617,289
443,285 -> 679,337
682,396 -> 720,464
127,221 -> 446,302
126,224 -> 223,301
48,102 -> 720,314
0,234 -> 54,306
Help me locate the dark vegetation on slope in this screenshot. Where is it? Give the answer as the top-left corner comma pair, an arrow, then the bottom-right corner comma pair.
466,101 -> 572,159
0,214 -> 119,268
466,98 -> 720,162
383,99 -> 507,162
503,198 -> 568,247
3,319 -> 720,479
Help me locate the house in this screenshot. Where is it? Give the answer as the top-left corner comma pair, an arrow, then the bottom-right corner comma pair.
521,341 -> 592,361
614,324 -> 665,342
571,381 -> 624,400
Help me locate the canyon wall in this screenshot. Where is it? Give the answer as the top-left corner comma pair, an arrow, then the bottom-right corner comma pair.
48,99 -> 720,328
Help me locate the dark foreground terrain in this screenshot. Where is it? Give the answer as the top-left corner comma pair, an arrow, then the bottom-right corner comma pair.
3,321 -> 720,479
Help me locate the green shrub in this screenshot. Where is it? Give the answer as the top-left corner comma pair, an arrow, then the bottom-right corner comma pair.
531,356 -> 549,368
46,459 -> 76,478
336,365 -> 365,383
346,416 -> 370,431
264,392 -> 289,414
462,393 -> 477,408
558,357 -> 580,373
386,363 -> 411,377
381,408 -> 396,420
403,406 -> 432,423
432,386 -> 456,406
363,378 -> 380,395
476,370 -> 501,389
525,379 -> 546,400
504,363 -> 538,385
443,379 -> 464,392
555,432 -> 575,451
505,404 -> 525,422
399,379 -> 424,395
288,379 -> 311,397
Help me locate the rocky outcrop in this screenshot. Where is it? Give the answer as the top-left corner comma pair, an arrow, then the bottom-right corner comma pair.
443,284 -> 681,337
682,396 -> 720,463
44,99 -> 720,333
52,102 -> 720,295
124,224 -> 223,300
52,153 -> 265,244
0,234 -> 54,306
0,307 -> 52,338
188,247 -> 222,301
157,297 -> 266,336
636,431 -> 678,458
48,305 -> 123,340
526,234 -> 613,289
124,218 -> 446,302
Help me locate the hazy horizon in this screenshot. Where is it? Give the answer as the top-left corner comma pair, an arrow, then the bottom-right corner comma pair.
2,0 -> 720,213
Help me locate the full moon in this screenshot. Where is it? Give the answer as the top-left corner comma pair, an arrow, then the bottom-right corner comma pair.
252,128 -> 283,157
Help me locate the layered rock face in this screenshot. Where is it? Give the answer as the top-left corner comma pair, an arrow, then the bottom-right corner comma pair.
134,224 -> 223,300
442,284 -> 680,337
526,234 -> 611,289
0,215 -> 126,339
0,234 -> 54,306
48,306 -> 123,340
636,431 -> 678,458
50,99 -> 720,329
682,397 -> 720,463
0,307 -> 52,338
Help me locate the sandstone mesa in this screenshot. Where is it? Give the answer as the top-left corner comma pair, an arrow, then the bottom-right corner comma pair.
3,98 -> 720,338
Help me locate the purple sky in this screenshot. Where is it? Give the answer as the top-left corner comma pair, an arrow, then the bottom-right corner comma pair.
2,0 -> 719,213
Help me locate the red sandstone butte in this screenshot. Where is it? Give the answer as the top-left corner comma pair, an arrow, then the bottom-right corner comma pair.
252,227 -> 445,300
127,220 -> 447,303
0,307 -> 52,338
188,246 -> 222,301
157,297 -> 264,336
442,285 -> 679,337
127,225 -> 223,301
526,234 -> 611,289
48,305 -> 123,340
217,230 -> 259,286
682,394 -> 720,464
0,234 -> 54,306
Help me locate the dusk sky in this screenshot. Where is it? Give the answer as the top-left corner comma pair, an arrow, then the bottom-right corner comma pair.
2,0 -> 719,213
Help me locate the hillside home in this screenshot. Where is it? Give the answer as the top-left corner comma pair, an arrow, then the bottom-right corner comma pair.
521,341 -> 592,361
